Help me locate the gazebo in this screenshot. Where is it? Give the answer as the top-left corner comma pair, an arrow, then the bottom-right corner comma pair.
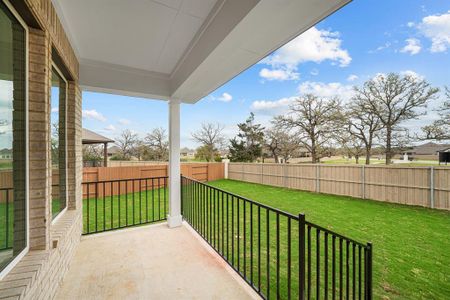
82,128 -> 115,167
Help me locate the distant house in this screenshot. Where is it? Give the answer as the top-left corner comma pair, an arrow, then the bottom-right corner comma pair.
82,128 -> 115,166
404,142 -> 450,160
0,148 -> 12,160
180,147 -> 196,158
107,146 -> 121,157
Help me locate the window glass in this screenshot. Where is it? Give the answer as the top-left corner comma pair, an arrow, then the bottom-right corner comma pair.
0,1 -> 27,271
51,68 -> 67,219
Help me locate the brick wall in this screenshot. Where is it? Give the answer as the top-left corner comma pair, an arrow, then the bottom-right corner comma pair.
0,1 -> 82,299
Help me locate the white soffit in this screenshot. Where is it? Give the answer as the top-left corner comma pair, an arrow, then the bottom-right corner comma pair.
52,0 -> 350,103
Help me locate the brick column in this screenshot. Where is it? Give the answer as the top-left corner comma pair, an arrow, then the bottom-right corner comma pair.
66,82 -> 82,210
28,28 -> 51,250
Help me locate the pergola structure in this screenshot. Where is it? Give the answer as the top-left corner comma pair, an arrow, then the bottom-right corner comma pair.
81,128 -> 114,167
52,0 -> 351,228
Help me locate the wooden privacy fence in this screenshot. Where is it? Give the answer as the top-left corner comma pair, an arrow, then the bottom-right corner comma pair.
0,163 -> 224,202
82,163 -> 224,198
228,163 -> 450,210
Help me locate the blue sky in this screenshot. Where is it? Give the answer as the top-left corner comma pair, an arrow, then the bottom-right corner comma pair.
81,0 -> 450,148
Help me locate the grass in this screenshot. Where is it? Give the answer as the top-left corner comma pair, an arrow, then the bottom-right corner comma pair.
83,186 -> 168,233
206,179 -> 450,300
0,161 -> 12,170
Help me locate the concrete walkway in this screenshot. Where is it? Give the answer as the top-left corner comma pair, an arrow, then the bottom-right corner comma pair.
56,223 -> 259,300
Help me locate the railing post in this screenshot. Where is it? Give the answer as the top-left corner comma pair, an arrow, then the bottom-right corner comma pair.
180,175 -> 184,218
299,213 -> 306,300
365,242 -> 373,300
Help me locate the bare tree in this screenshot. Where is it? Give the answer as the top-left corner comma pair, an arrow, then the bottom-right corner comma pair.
421,86 -> 450,141
354,73 -> 439,164
191,122 -> 225,162
264,122 -> 300,163
345,97 -> 384,164
115,129 -> 139,160
275,94 -> 343,163
337,132 -> 365,164
145,127 -> 169,161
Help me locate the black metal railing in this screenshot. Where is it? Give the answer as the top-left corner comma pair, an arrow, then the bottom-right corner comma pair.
181,176 -> 372,300
82,176 -> 168,234
0,187 -> 13,250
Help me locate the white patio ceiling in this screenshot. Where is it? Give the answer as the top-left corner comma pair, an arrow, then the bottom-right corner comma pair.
52,0 -> 350,103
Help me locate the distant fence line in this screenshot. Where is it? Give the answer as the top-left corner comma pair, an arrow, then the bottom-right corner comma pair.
228,163 -> 450,210
0,163 -> 225,202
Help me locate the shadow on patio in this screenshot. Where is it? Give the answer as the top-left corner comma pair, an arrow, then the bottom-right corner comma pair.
56,223 -> 259,300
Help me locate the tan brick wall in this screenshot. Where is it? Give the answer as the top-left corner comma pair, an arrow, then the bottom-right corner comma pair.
0,1 -> 83,299
28,28 -> 51,251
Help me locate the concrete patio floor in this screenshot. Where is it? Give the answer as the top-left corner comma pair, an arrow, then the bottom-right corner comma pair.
56,223 -> 260,300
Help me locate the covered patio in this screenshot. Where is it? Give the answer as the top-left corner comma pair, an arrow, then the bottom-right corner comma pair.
56,223 -> 259,300
0,0 -> 358,299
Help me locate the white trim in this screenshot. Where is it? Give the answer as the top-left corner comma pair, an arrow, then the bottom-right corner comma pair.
51,64 -> 69,224
0,0 -> 30,281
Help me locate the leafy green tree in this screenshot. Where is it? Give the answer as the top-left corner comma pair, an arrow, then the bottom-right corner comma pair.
228,113 -> 264,162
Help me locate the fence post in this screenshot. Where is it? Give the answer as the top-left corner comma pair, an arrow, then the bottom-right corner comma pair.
361,165 -> 366,199
299,213 -> 306,300
316,164 -> 320,192
222,159 -> 229,179
430,166 -> 434,209
283,164 -> 288,188
365,242 -> 373,300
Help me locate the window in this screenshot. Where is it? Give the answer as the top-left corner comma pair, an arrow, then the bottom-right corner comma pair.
0,1 -> 27,273
51,66 -> 67,220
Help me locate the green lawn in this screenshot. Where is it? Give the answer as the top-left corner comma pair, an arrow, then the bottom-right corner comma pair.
83,187 -> 168,233
206,179 -> 450,300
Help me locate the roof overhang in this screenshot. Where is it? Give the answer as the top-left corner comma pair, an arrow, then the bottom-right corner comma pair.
52,0 -> 351,103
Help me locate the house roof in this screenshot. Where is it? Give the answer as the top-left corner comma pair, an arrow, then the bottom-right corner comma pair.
52,0 -> 350,103
107,146 -> 120,155
82,128 -> 115,144
0,148 -> 12,155
411,142 -> 450,155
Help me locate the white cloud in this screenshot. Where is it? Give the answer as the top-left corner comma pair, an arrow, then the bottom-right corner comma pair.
347,74 -> 358,82
418,11 -> 450,52
259,68 -> 299,81
104,124 -> 116,131
400,38 -> 421,55
407,22 -> 415,28
82,109 -> 106,122
251,97 -> 296,115
118,118 -> 131,125
216,92 -> 233,102
400,70 -> 424,81
259,26 -> 351,81
51,107 -> 59,113
310,69 -> 319,76
298,81 -> 354,101
369,42 -> 391,53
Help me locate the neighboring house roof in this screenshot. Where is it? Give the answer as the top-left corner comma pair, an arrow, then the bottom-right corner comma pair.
0,148 -> 12,155
108,146 -> 120,155
180,147 -> 195,155
411,142 -> 450,155
82,128 -> 115,144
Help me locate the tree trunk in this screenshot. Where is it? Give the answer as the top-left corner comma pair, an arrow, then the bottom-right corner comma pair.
311,139 -> 317,163
355,155 -> 359,164
385,126 -> 392,165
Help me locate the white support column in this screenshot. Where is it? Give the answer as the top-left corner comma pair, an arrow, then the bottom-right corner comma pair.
168,100 -> 182,228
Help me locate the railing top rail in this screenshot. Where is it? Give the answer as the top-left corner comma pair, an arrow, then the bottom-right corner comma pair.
305,221 -> 368,248
183,175 -> 299,220
82,176 -> 168,184
0,187 -> 13,191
